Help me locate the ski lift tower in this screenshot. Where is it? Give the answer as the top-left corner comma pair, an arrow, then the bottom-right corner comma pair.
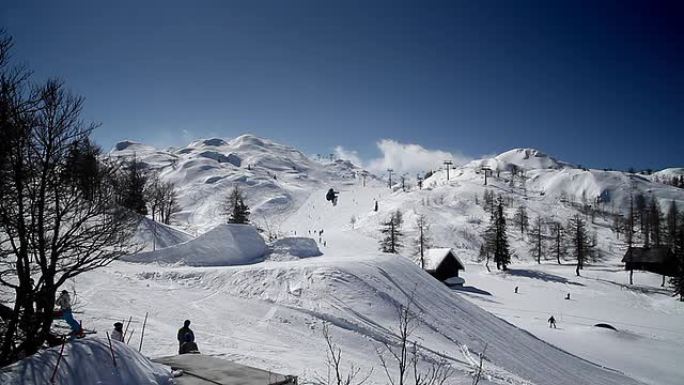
443,160 -> 453,181
482,167 -> 492,185
387,168 -> 394,189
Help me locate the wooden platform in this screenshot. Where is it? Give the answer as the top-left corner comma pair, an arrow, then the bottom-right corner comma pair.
153,354 -> 297,385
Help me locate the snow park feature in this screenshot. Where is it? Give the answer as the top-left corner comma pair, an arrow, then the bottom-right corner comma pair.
122,224 -> 268,266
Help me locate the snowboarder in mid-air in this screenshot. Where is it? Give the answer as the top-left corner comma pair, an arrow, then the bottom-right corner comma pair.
325,188 -> 339,206
177,320 -> 195,354
55,290 -> 82,337
548,315 -> 557,328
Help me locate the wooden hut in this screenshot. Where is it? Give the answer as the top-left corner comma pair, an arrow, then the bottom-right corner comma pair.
622,246 -> 677,285
422,248 -> 465,284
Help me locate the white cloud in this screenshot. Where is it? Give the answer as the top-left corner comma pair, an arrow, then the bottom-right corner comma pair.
334,146 -> 364,167
333,139 -> 471,176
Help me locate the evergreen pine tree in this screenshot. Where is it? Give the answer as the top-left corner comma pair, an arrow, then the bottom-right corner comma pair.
379,210 -> 404,253
225,185 -> 250,224
120,156 -> 148,215
493,198 -> 511,270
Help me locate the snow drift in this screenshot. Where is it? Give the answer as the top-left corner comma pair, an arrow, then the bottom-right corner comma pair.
122,224 -> 267,266
0,337 -> 172,385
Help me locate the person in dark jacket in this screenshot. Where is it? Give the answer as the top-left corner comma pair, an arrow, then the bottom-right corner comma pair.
177,320 -> 194,354
179,332 -> 200,354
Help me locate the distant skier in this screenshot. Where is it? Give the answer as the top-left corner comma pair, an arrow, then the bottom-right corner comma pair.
514,286 -> 519,294
111,322 -> 125,342
565,293 -> 571,300
179,333 -> 200,354
548,315 -> 557,328
177,320 -> 195,354
55,290 -> 82,336
374,200 -> 378,212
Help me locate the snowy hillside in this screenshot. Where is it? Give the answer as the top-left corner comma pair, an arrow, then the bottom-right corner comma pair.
108,134 -> 369,233
49,139 -> 683,385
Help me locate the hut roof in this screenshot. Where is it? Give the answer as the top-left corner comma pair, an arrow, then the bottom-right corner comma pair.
622,247 -> 674,264
424,248 -> 465,272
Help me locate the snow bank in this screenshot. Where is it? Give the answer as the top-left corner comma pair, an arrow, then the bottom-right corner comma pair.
122,224 -> 267,266
269,237 -> 322,259
0,337 -> 172,385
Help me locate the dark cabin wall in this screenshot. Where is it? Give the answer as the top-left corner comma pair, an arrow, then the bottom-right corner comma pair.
431,255 -> 463,281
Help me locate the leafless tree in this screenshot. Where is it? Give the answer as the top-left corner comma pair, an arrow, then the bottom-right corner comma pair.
0,34 -> 138,364
376,296 -> 456,385
414,215 -> 432,269
311,323 -> 372,385
145,173 -> 178,225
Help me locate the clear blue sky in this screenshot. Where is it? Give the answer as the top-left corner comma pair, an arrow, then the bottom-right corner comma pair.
1,0 -> 682,170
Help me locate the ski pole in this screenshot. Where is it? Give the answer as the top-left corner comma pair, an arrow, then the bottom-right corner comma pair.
123,316 -> 133,340
50,339 -> 66,384
139,312 -> 148,352
106,331 -> 117,367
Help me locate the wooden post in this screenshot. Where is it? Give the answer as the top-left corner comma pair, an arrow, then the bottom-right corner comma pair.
139,312 -> 148,352
629,269 -> 633,285
106,331 -> 117,368
126,328 -> 136,345
50,339 -> 66,384
123,316 -> 133,340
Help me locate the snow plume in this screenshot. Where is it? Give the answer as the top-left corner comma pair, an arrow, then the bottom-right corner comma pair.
333,145 -> 364,167
335,139 -> 470,176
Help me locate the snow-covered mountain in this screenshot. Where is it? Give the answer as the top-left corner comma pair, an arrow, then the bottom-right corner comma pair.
46,135 -> 680,385
108,134 -> 369,233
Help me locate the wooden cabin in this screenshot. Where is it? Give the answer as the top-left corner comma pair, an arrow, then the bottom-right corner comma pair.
622,246 -> 677,285
422,248 -> 465,283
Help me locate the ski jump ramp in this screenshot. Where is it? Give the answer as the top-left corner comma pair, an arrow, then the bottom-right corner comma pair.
154,354 -> 297,385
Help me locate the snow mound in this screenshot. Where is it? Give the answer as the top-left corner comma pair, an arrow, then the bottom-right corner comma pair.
0,337 -> 172,385
133,217 -> 195,252
468,148 -> 572,171
269,237 -> 322,258
122,224 -> 267,266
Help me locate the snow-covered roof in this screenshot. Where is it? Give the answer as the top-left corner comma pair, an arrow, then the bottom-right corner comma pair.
423,248 -> 465,272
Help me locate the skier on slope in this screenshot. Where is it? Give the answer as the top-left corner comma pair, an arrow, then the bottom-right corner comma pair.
548,315 -> 557,328
55,290 -> 82,336
177,319 -> 195,354
111,322 -> 125,342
